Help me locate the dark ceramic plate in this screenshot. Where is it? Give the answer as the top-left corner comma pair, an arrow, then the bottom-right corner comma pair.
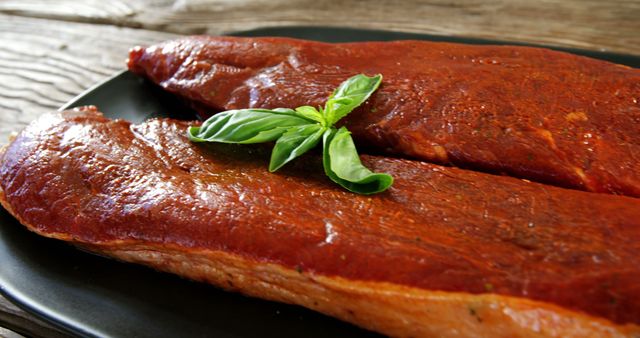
1,27 -> 639,338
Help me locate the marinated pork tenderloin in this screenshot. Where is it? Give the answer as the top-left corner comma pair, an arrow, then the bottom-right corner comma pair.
128,36 -> 640,197
1,107 -> 639,338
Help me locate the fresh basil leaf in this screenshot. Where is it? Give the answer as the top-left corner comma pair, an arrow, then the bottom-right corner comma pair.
188,109 -> 312,144
324,74 -> 382,126
269,124 -> 325,172
322,127 -> 393,194
187,74 -> 393,195
294,106 -> 325,125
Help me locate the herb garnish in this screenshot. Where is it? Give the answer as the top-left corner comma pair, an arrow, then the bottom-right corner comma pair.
187,74 -> 393,194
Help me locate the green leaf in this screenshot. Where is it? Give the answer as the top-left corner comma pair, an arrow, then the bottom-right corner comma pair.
322,127 -> 393,194
188,108 -> 313,144
294,106 -> 325,125
187,73 -> 392,195
269,124 -> 325,172
323,74 -> 382,126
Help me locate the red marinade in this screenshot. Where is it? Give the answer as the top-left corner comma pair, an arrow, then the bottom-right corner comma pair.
1,108 -> 639,325
128,36 -> 640,197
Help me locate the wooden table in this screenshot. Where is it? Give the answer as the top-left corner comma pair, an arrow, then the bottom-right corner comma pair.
0,1 -> 638,336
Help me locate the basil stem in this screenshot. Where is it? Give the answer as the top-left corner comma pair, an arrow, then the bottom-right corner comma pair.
188,73 -> 393,194
322,127 -> 393,194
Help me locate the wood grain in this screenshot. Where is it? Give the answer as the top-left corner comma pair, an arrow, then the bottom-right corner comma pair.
0,299 -> 67,338
0,14 -> 176,142
0,327 -> 25,338
0,0 -> 639,55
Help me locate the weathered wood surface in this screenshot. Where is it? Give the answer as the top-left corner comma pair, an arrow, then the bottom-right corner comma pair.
1,0 -> 639,54
0,14 -> 176,141
0,327 -> 25,338
0,299 -> 65,338
0,1 -> 639,336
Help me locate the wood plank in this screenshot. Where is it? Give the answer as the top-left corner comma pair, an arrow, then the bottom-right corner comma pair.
0,14 -> 177,142
0,327 -> 25,338
0,0 -> 639,55
0,298 -> 67,338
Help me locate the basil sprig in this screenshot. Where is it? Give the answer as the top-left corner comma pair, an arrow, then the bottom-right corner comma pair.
188,74 -> 393,194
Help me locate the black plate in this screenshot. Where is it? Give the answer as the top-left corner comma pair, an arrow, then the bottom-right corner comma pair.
1,27 -> 639,338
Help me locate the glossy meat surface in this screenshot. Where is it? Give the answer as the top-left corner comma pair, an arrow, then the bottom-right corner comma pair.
1,108 -> 639,325
128,36 -> 640,197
